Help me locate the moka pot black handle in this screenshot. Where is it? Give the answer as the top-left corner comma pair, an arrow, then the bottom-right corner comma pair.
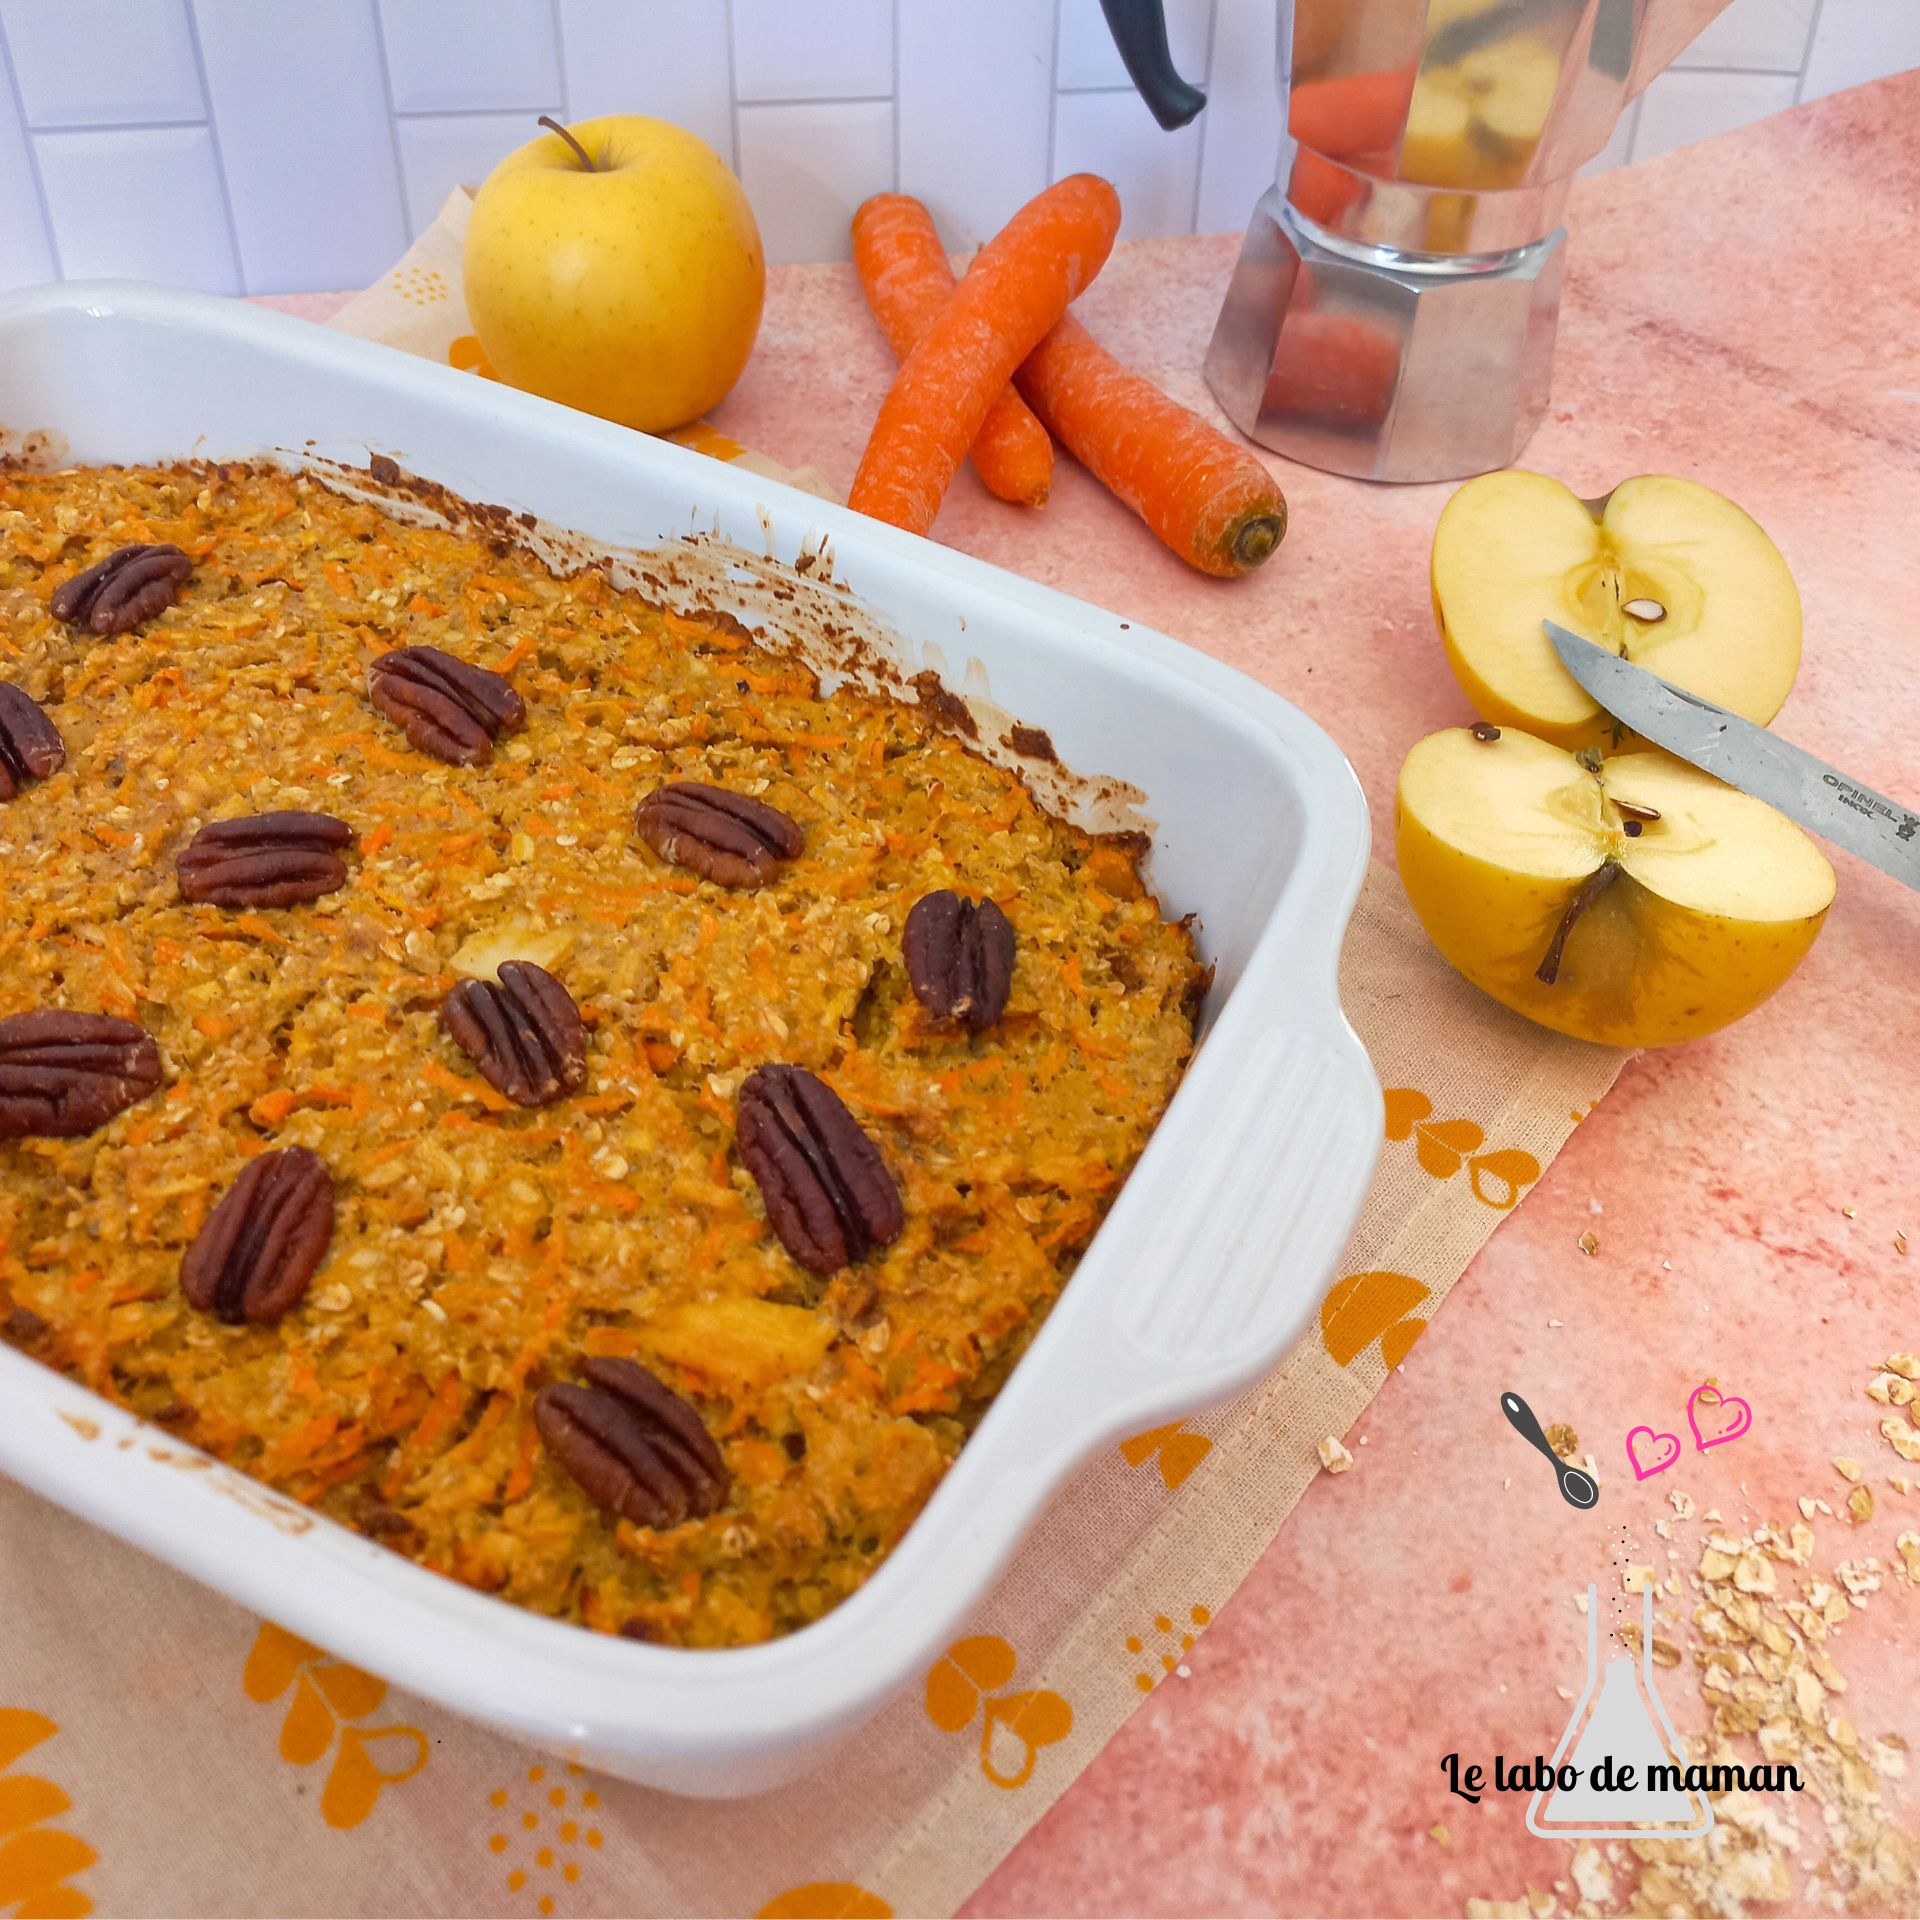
1097,0 -> 1208,130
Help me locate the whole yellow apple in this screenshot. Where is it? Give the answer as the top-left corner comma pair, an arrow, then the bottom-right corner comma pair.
1396,725 -> 1834,1048
1431,470 -> 1802,752
465,115 -> 764,433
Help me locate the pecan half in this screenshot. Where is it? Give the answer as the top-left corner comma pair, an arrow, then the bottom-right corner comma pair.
367,645 -> 526,765
178,811 -> 353,908
534,1357 -> 729,1529
903,891 -> 1015,1032
0,682 -> 63,800
2,1302 -> 49,1346
635,782 -> 802,889
50,542 -> 192,635
0,1010 -> 163,1140
181,1146 -> 335,1326
736,1064 -> 903,1274
441,961 -> 586,1107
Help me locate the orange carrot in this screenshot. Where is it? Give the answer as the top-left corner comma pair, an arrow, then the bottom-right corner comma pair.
1015,315 -> 1287,576
1263,309 -> 1399,429
1287,67 -> 1418,160
852,194 -> 1053,509
849,174 -> 1121,534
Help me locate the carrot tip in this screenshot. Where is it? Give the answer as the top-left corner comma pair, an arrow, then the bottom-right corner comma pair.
1230,511 -> 1286,572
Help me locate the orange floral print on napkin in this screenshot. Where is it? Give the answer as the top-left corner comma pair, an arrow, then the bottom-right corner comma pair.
758,1883 -> 893,1918
924,1635 -> 1072,1790
242,1624 -> 429,1830
482,1761 -> 606,1915
1320,1270 -> 1429,1370
447,335 -> 498,380
0,1709 -> 95,1919
1119,1419 -> 1212,1490
1382,1088 -> 1541,1210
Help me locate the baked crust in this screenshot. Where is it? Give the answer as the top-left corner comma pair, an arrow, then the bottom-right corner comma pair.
0,460 -> 1199,1647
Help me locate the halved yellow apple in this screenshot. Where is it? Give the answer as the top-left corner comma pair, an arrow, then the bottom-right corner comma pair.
1401,35 -> 1562,191
1432,470 -> 1802,752
1396,725 -> 1834,1047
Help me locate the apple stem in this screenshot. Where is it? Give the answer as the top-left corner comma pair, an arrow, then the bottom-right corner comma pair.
1536,862 -> 1622,986
538,115 -> 598,173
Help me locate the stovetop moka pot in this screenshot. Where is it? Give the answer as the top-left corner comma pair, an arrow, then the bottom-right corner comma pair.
1101,0 -> 1733,482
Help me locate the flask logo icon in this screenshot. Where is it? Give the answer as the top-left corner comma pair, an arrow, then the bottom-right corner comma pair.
1526,1583 -> 1713,1839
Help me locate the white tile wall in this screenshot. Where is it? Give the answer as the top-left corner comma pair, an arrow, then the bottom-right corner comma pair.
732,0 -> 894,102
1,0 -> 204,127
0,0 -> 1912,294
737,97 -> 896,266
377,0 -> 562,114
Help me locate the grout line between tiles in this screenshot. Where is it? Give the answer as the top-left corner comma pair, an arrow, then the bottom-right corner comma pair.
21,116 -> 210,136
367,0 -> 415,240
548,0 -> 569,119
1045,0 -> 1062,180
1189,0 -> 1220,236
181,1 -> 244,294
1793,0 -> 1830,104
391,102 -> 563,121
1618,91 -> 1647,166
722,0 -> 742,174
0,12 -> 60,277
732,92 -> 895,112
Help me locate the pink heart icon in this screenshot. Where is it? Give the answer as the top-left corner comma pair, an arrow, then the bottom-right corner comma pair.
1687,1382 -> 1753,1451
1626,1425 -> 1681,1480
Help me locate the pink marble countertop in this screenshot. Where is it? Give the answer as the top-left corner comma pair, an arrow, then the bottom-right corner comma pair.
262,73 -> 1920,1917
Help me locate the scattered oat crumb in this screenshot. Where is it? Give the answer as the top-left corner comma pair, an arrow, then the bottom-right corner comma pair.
1571,1844 -> 1614,1904
1547,1317 -> 1564,1327
1882,1415 -> 1920,1464
1655,1518 -> 1671,1539
1545,1422 -> 1579,1459
1848,1486 -> 1876,1525
1897,1230 -> 1909,1256
1316,1434 -> 1353,1474
1834,1456 -> 1863,1482
1574,1589 -> 1589,1614
1886,1353 -> 1920,1380
1175,1663 -> 1191,1679
1430,1822 -> 1450,1846
1671,1489 -> 1695,1518
1892,1476 -> 1913,1496
1842,1204 -> 1858,1218
1577,1230 -> 1599,1257
1624,1564 -> 1655,1593
1661,1258 -> 1673,1271
1799,1495 -> 1820,1519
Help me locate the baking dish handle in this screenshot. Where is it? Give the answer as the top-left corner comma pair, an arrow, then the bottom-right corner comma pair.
1023,1002 -> 1382,1440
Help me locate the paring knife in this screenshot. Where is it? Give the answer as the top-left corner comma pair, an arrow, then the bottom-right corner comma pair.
1544,620 -> 1920,894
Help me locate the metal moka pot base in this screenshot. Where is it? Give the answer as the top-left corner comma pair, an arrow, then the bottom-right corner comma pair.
1204,187 -> 1566,485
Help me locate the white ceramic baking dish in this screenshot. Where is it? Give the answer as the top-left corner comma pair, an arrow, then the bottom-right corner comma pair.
0,282 -> 1379,1797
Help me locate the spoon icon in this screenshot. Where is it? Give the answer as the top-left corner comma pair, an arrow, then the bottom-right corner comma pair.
1501,1391 -> 1599,1509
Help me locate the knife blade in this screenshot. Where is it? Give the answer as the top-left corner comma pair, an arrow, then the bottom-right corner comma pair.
1544,620 -> 1920,893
